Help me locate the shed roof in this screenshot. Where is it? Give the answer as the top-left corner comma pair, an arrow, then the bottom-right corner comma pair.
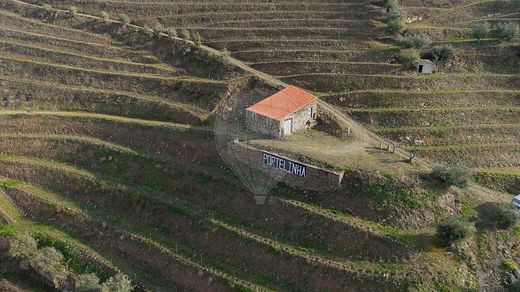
246,86 -> 317,121
415,59 -> 435,65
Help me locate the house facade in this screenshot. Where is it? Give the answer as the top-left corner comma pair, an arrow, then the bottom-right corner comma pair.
414,59 -> 435,74
245,86 -> 318,138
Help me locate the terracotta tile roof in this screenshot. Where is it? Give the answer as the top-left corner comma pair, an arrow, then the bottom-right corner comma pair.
246,86 -> 317,121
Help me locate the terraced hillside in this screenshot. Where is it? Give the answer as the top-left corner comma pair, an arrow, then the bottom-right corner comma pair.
0,0 -> 519,291
36,0 -> 520,195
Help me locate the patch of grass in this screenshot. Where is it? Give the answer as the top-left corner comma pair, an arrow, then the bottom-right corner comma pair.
2,179 -> 22,188
0,224 -> 18,236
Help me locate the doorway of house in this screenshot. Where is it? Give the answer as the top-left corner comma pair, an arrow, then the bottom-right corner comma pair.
418,65 -> 424,73
284,118 -> 293,135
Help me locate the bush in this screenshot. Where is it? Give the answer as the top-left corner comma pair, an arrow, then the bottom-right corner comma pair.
397,35 -> 431,49
153,23 -> 164,35
492,203 -> 520,229
516,46 -> 520,57
179,29 -> 191,40
398,48 -> 420,68
431,162 -> 472,188
422,45 -> 455,63
33,247 -> 64,273
192,32 -> 203,47
437,218 -> 475,246
42,3 -> 52,10
9,232 -> 38,259
472,22 -> 490,40
101,273 -> 133,292
100,11 -> 109,22
118,14 -> 131,26
492,22 -> 520,40
166,27 -> 178,38
76,273 -> 102,292
68,6 -> 78,16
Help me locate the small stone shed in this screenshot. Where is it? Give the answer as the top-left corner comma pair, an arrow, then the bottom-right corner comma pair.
245,86 -> 318,138
414,59 -> 435,74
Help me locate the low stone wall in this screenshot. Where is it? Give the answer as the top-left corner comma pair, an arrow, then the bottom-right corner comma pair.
223,142 -> 344,192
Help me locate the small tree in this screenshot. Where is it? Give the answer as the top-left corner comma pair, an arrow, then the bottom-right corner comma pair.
153,23 -> 164,36
472,22 -> 490,41
437,218 -> 475,246
166,27 -> 178,38
431,162 -> 472,188
192,32 -> 203,47
179,29 -> 191,40
101,273 -> 133,292
8,232 -> 38,259
68,6 -> 78,16
76,273 -> 102,292
398,48 -> 420,68
492,203 -> 520,229
493,22 -> 520,40
397,35 -> 431,49
118,14 -> 131,26
100,11 -> 110,23
422,45 -> 455,63
387,7 -> 407,34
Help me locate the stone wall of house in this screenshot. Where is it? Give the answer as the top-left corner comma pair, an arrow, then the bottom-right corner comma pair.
224,142 -> 344,192
245,110 -> 281,138
283,101 -> 318,136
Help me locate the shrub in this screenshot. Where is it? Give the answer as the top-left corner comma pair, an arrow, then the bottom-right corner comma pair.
492,22 -> 520,40
153,23 -> 164,35
101,273 -> 133,292
100,11 -> 109,22
118,14 -> 131,26
76,273 -> 102,292
8,232 -> 38,259
398,48 -> 420,68
33,247 -> 64,272
385,0 -> 400,10
397,35 -> 431,49
431,162 -> 472,188
492,203 -> 520,229
437,218 -> 475,246
422,45 -> 455,63
179,29 -> 191,40
68,6 -> 78,16
516,46 -> 520,57
42,3 -> 52,10
471,22 -> 490,40
387,7 -> 406,34
192,32 -> 203,47
166,27 -> 178,38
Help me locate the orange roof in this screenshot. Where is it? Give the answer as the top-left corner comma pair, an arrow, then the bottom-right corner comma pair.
246,86 -> 317,121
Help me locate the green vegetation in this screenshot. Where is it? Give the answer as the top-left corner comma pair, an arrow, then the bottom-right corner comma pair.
436,218 -> 475,246
154,23 -> 164,36
193,32 -> 203,47
422,45 -> 455,63
471,22 -> 490,41
397,35 -> 431,49
68,6 -> 78,16
99,11 -> 109,22
430,162 -> 472,188
101,273 -> 133,292
398,48 -> 420,68
493,22 -> 520,40
42,3 -> 52,10
118,14 -> 130,26
166,27 -> 178,38
179,29 -> 191,40
76,273 -> 102,291
491,204 -> 520,229
385,0 -> 406,34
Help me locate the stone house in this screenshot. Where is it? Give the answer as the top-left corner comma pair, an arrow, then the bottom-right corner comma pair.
414,59 -> 435,74
245,86 -> 318,138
